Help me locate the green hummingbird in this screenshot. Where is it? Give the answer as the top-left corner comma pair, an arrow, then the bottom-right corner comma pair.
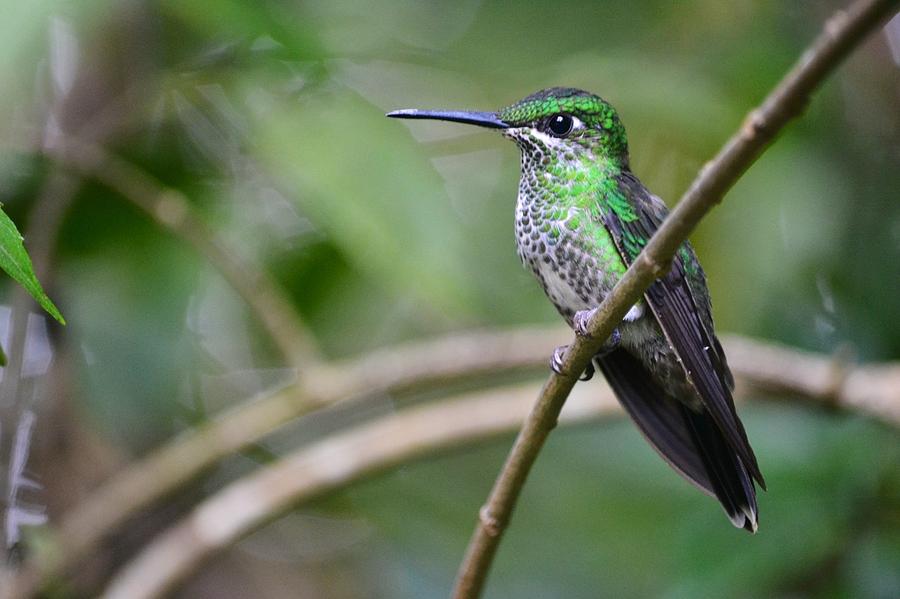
388,87 -> 765,531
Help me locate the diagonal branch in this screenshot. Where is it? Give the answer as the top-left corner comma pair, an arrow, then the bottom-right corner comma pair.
451,1 -> 900,597
99,346 -> 900,599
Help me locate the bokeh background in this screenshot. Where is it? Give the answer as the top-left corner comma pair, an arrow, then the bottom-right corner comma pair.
0,0 -> 898,597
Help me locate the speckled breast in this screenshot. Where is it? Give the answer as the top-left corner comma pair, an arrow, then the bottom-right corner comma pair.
514,192 -> 610,324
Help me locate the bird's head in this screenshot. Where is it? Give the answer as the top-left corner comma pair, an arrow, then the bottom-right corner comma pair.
388,87 -> 629,169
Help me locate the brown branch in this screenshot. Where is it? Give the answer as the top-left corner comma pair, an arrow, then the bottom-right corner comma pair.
451,1 -> 900,597
13,326 -> 566,596
46,140 -> 323,367
99,346 -> 900,599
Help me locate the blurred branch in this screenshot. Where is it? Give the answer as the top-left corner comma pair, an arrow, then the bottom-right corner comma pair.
722,335 -> 900,425
15,326 -> 566,596
45,140 -> 323,367
97,383 -> 611,599
14,330 -> 900,597
101,344 -> 900,599
451,1 -> 900,597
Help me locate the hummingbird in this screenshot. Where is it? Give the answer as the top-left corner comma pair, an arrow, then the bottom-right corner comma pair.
388,87 -> 765,531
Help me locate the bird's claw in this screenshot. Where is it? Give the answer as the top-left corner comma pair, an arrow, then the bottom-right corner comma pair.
574,307 -> 621,359
579,361 -> 596,381
573,308 -> 596,338
574,310 -> 621,352
550,345 -> 596,381
550,345 -> 567,375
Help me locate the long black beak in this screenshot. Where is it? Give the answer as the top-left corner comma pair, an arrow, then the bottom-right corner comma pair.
386,109 -> 509,129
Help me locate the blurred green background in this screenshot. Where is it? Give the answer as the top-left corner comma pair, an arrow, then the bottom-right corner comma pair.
0,0 -> 898,597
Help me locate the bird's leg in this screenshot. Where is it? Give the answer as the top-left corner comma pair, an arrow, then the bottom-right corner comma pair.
595,327 -> 621,358
550,345 -> 596,381
573,308 -> 621,357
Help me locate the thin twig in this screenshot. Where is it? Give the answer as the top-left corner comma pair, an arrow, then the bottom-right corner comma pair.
100,347 -> 900,599
451,1 -> 900,597
46,140 -> 323,367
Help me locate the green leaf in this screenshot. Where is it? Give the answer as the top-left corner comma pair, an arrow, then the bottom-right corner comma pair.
0,205 -> 65,324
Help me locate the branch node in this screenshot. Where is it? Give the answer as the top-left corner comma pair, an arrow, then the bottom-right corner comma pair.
741,109 -> 767,140
155,191 -> 188,228
825,10 -> 850,38
640,252 -> 670,279
478,506 -> 502,537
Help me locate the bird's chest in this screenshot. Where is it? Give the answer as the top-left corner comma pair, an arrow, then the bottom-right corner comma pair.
514,198 -> 607,322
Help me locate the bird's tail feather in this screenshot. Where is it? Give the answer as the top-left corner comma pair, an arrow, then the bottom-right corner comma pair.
682,405 -> 758,532
597,349 -> 758,532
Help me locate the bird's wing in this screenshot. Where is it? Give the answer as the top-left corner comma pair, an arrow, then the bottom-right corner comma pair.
595,349 -> 713,493
597,170 -> 764,487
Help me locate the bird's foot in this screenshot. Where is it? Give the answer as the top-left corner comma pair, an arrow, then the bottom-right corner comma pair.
572,308 -> 622,346
596,328 -> 621,358
550,345 -> 596,381
572,308 -> 597,337
550,345 -> 568,375
573,308 -> 622,358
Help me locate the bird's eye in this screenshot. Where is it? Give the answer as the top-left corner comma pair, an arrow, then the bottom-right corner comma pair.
548,114 -> 574,137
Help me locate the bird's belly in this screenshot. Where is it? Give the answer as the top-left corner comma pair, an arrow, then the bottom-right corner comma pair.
519,228 -> 641,324
532,258 -> 593,321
